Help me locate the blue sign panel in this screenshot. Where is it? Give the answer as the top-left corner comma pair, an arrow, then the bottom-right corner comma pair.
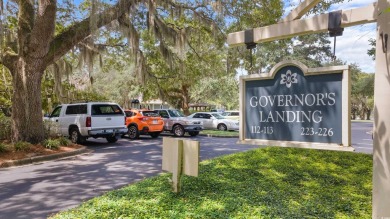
245,65 -> 343,143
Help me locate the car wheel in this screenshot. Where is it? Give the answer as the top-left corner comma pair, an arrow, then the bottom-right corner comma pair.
173,125 -> 185,137
128,125 -> 139,139
217,124 -> 228,131
106,136 -> 118,143
150,132 -> 160,138
188,131 -> 199,137
69,128 -> 86,144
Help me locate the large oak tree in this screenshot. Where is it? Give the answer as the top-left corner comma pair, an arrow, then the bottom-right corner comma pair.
1,0 -> 222,143
0,0 -> 137,143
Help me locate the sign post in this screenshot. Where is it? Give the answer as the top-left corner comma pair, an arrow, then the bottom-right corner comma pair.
372,1 -> 390,217
162,137 -> 200,193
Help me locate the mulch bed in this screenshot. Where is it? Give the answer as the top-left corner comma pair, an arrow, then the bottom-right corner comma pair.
0,141 -> 83,165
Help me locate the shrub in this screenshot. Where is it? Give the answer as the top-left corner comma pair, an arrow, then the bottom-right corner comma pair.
43,120 -> 61,138
43,139 -> 60,150
58,137 -> 71,146
14,141 -> 31,151
0,113 -> 11,141
0,142 -> 10,153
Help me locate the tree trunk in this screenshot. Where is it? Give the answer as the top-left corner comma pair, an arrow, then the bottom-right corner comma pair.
366,109 -> 372,120
11,58 -> 45,143
181,85 -> 190,115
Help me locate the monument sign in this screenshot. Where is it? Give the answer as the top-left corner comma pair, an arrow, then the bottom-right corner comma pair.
239,61 -> 351,150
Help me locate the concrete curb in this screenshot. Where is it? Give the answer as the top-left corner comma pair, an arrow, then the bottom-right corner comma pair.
199,134 -> 239,138
0,146 -> 90,168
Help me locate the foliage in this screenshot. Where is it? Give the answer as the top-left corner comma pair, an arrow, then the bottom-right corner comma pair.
350,64 -> 374,120
51,147 -> 372,219
58,137 -> 71,146
0,112 -> 11,141
367,38 -> 376,61
14,141 -> 32,152
43,139 -> 60,150
0,142 -> 10,153
0,66 -> 12,116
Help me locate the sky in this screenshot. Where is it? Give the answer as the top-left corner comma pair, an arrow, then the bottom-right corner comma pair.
284,0 -> 377,73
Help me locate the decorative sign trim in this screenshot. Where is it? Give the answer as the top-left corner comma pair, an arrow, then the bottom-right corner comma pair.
239,61 -> 351,151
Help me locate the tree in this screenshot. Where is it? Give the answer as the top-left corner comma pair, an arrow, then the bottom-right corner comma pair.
0,0 -> 139,143
0,0 -> 226,143
350,63 -> 374,120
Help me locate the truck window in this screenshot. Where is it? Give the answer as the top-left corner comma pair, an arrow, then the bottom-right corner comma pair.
50,106 -> 62,117
92,104 -> 123,115
66,105 -> 87,115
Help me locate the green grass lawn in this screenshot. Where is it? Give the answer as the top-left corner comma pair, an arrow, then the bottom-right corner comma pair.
51,147 -> 372,219
200,130 -> 239,137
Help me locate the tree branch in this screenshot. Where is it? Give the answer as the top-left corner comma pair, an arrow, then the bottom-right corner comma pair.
0,50 -> 18,73
28,0 -> 57,61
45,0 -> 135,65
17,0 -> 35,56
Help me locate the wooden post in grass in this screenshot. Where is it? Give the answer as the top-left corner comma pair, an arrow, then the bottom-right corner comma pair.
162,137 -> 199,193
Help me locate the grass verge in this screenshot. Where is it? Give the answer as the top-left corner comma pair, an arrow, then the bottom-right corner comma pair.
200,130 -> 239,137
51,147 -> 372,219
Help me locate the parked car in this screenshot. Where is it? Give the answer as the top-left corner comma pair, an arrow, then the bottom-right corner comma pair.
187,112 -> 239,131
210,109 -> 224,113
124,109 -> 164,139
154,109 -> 203,137
44,102 -> 128,144
221,110 -> 240,120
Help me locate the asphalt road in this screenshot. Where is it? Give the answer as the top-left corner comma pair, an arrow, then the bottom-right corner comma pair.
351,121 -> 373,154
0,121 -> 373,219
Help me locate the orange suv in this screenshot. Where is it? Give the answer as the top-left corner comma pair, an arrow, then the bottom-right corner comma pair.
124,109 -> 164,139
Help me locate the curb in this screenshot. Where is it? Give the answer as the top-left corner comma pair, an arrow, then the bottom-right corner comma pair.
199,134 -> 239,138
0,146 -> 91,168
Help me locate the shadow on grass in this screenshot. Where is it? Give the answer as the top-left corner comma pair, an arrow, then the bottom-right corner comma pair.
52,147 -> 372,219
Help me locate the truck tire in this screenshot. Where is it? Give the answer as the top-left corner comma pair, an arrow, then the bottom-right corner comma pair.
173,125 -> 185,137
106,136 -> 118,143
188,131 -> 199,137
69,127 -> 86,144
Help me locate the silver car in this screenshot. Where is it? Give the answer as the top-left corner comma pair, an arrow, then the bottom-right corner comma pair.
187,112 -> 239,131
154,109 -> 203,137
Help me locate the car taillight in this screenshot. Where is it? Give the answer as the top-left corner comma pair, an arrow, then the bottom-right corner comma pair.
86,116 -> 91,127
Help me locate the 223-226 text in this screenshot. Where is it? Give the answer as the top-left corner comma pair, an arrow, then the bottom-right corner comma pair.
300,127 -> 334,136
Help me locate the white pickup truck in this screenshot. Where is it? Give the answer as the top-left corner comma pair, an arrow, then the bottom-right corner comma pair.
44,102 -> 127,144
